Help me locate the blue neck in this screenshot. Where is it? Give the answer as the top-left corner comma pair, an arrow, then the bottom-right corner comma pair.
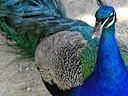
96,24 -> 127,80
70,24 -> 128,96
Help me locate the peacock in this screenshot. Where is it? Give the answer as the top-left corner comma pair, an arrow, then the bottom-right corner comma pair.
0,0 -> 128,96
36,3 -> 128,96
75,5 -> 128,96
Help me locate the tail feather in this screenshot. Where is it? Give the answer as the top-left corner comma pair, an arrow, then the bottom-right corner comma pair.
0,19 -> 18,39
0,0 -> 61,16
0,0 -> 92,56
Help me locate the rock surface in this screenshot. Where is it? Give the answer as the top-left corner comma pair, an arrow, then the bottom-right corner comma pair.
0,33 -> 51,96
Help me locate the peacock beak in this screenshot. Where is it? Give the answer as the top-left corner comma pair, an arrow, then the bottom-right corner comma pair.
92,21 -> 102,39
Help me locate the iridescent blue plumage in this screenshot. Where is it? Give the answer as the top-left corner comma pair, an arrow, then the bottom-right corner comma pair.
69,6 -> 128,96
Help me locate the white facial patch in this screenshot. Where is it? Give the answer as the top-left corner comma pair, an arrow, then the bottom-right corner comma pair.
100,16 -> 109,30
100,12 -> 116,29
106,13 -> 116,28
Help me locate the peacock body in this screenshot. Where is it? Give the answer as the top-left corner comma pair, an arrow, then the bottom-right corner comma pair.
0,0 -> 99,79
36,6 -> 128,96
1,0 -> 128,96
71,5 -> 128,96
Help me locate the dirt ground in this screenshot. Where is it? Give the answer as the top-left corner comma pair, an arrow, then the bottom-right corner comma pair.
0,34 -> 51,96
0,0 -> 128,96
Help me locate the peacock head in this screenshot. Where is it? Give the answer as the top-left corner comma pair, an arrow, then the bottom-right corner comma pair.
92,6 -> 117,38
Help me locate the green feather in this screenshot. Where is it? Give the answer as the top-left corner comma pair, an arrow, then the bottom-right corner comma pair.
80,41 -> 128,79
80,46 -> 98,79
120,49 -> 128,66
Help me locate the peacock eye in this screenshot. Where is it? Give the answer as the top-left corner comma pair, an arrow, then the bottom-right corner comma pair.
107,13 -> 115,23
104,12 -> 116,28
102,13 -> 114,24
98,18 -> 107,24
108,17 -> 113,23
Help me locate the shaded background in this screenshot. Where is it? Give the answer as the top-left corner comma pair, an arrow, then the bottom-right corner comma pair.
0,0 -> 128,96
61,0 -> 128,47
